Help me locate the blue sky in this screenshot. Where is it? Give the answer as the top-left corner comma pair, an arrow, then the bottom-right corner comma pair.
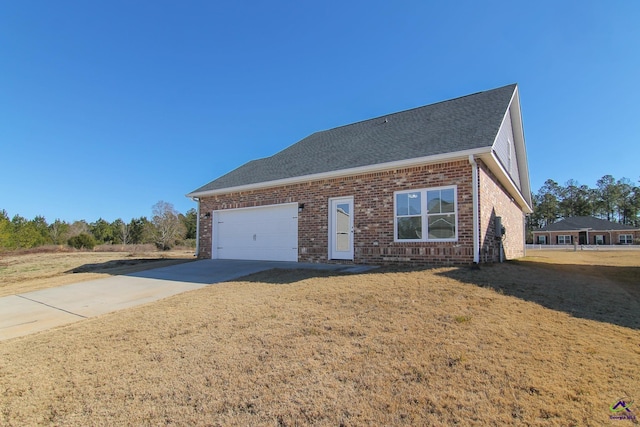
1,1 -> 639,223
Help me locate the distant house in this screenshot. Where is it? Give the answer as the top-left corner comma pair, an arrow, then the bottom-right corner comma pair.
187,84 -> 532,265
532,216 -> 639,245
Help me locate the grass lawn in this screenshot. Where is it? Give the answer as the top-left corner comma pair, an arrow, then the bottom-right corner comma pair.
0,248 -> 195,297
0,249 -> 639,425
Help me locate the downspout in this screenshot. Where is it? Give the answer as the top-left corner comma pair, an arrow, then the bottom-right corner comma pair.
523,213 -> 527,256
469,155 -> 480,264
191,197 -> 200,257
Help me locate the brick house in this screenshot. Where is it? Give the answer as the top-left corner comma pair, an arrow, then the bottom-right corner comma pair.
187,84 -> 532,265
532,216 -> 640,246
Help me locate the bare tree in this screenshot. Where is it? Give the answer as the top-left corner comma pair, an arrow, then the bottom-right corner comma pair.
49,219 -> 70,245
151,201 -> 186,250
111,219 -> 130,245
119,221 -> 130,245
68,220 -> 89,238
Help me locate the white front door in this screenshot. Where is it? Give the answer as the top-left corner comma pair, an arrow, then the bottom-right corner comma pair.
329,197 -> 354,260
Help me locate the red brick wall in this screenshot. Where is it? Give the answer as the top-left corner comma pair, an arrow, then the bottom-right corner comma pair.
478,162 -> 526,261
198,159 -> 525,265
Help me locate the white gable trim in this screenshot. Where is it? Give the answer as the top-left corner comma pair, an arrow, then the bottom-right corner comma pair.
487,86 -> 532,212
508,88 -> 532,207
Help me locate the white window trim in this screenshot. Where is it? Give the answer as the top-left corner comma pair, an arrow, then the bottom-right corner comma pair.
394,185 -> 458,243
595,235 -> 604,245
558,235 -> 572,245
619,234 -> 633,244
537,235 -> 547,244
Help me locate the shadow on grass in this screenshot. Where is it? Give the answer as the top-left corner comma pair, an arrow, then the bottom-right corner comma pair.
65,258 -> 195,275
437,261 -> 640,330
233,268 -> 357,285
62,257 -> 640,330
65,259 -> 372,285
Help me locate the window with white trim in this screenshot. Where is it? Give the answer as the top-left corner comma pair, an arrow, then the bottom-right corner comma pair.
595,235 -> 604,245
557,235 -> 572,245
537,235 -> 547,244
619,234 -> 633,244
395,186 -> 457,242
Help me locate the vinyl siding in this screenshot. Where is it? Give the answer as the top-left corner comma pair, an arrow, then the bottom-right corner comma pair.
493,109 -> 521,189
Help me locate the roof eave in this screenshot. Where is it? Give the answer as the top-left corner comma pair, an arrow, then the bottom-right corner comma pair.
186,147 -> 492,198
489,85 -> 533,211
533,227 -> 640,233
510,87 -> 533,208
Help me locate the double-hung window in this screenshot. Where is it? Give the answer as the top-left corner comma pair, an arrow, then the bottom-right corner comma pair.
557,235 -> 572,245
619,234 -> 633,244
395,186 -> 457,242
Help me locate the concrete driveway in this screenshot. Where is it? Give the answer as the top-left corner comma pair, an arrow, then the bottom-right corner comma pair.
0,259 -> 372,341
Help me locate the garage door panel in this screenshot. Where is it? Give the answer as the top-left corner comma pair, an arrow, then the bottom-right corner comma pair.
214,204 -> 298,262
221,215 -> 293,229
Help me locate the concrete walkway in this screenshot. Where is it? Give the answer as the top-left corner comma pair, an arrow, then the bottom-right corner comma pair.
0,259 -> 373,341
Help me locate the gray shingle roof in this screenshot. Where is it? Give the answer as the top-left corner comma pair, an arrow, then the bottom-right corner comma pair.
536,216 -> 638,231
190,84 -> 517,194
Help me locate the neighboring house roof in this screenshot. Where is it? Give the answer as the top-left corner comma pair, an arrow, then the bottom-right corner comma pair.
188,84 -> 532,212
534,216 -> 639,232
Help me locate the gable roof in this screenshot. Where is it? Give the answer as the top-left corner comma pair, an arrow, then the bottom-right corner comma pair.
188,84 -> 532,211
535,216 -> 639,232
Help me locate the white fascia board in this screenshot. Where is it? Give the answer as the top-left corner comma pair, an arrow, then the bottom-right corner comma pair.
509,88 -> 532,206
186,147 -> 492,198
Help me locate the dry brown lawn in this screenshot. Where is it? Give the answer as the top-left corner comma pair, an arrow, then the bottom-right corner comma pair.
0,250 -> 639,426
0,248 -> 195,297
518,249 -> 640,303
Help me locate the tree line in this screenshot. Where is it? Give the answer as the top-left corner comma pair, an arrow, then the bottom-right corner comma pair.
3,176 -> 637,251
529,174 -> 640,230
0,201 -> 196,251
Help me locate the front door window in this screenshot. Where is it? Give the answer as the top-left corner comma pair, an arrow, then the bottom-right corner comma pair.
329,197 -> 354,260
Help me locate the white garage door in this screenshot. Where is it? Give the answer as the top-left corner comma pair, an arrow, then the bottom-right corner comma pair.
213,203 -> 298,262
